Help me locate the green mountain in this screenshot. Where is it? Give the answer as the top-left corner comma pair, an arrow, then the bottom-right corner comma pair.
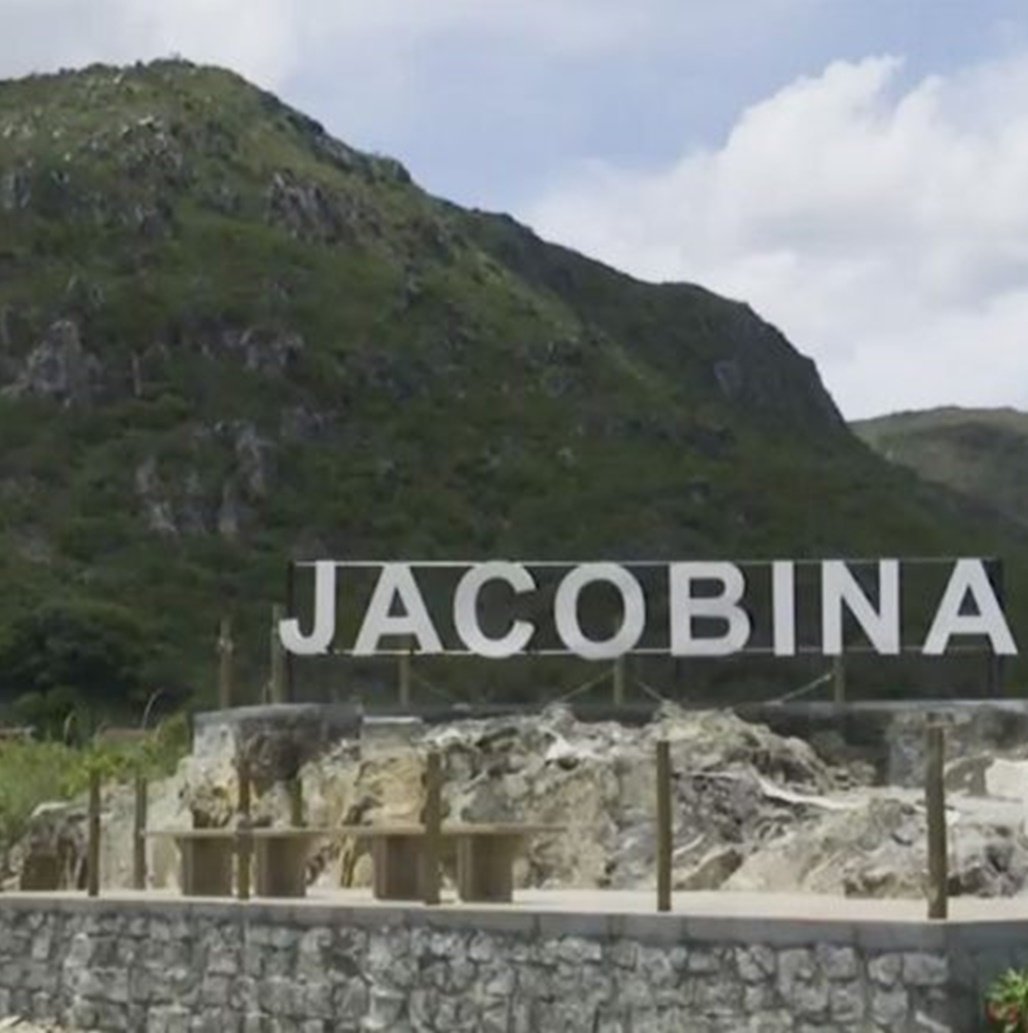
0,59 -> 1024,716
854,407 -> 1028,532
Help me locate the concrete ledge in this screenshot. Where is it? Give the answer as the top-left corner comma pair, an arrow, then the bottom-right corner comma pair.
4,890 -> 1028,954
193,702 -> 361,739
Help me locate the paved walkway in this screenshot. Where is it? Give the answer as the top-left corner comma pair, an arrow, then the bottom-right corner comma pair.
307,886 -> 1028,922
8,886 -> 1028,923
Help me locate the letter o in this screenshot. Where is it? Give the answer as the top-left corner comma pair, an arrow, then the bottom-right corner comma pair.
554,563 -> 645,660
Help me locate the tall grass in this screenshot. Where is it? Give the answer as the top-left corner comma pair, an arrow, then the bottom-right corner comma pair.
0,714 -> 189,848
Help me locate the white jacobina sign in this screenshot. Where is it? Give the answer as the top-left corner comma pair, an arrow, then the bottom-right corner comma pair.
278,558 -> 1017,660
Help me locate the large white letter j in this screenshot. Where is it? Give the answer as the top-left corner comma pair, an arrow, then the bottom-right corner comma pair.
279,561 -> 337,656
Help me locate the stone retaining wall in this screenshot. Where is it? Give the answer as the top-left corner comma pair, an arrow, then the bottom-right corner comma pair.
0,896 -> 1019,1032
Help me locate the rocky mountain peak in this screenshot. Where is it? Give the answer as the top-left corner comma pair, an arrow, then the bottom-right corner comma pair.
0,59 -> 1022,703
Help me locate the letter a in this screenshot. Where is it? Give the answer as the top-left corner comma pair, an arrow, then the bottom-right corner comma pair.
353,564 -> 443,655
923,559 -> 1017,656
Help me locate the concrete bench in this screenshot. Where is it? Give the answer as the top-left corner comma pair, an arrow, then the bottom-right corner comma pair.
251,829 -> 329,897
146,828 -> 333,898
145,829 -> 237,896
337,823 -> 563,903
149,822 -> 562,903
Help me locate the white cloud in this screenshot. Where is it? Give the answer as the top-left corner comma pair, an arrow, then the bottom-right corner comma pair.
0,0 -> 298,86
0,0 -> 818,197
306,0 -> 657,56
0,0 -> 823,102
523,55 -> 1028,418
4,3 -> 1024,420
0,0 -> 686,88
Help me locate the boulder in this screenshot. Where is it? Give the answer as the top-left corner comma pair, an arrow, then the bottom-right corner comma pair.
985,758 -> 1028,801
14,802 -> 86,890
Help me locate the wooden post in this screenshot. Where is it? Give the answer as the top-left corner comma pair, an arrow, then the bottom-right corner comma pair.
656,740 -> 672,913
613,654 -> 626,707
217,617 -> 234,710
926,722 -> 948,920
236,755 -> 252,901
288,777 -> 304,827
422,751 -> 442,906
133,771 -> 147,890
987,559 -> 1005,698
285,561 -> 296,702
987,653 -> 1001,698
399,641 -> 412,710
270,604 -> 287,704
87,769 -> 101,897
832,654 -> 846,704
611,615 -> 626,706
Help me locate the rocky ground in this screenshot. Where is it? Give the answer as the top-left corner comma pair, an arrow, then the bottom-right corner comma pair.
11,704 -> 1028,899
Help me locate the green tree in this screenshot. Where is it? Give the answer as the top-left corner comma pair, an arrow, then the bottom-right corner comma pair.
0,600 -> 151,712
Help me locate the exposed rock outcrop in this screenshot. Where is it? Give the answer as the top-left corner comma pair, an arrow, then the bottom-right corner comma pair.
134,456 -> 178,536
266,170 -> 375,245
3,320 -> 99,406
19,705 -> 1028,901
215,327 -> 304,375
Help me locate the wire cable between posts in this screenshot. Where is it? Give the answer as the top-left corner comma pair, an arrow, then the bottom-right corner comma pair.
768,671 -> 833,705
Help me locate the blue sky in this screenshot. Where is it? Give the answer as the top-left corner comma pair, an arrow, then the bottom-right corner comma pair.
3,0 -> 1028,418
283,0 -> 1028,211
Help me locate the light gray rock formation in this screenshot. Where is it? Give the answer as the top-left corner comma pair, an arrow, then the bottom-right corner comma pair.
3,321 -> 99,406
12,703 -> 1028,902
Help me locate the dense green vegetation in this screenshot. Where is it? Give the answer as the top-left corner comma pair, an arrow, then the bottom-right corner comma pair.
0,59 -> 1025,714
0,714 -> 188,849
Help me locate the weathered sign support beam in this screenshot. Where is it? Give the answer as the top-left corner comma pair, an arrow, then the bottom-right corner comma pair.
133,772 -> 147,890
832,654 -> 846,704
236,755 -> 252,901
270,603 -> 287,704
422,751 -> 442,906
285,561 -> 297,701
87,770 -> 101,897
656,740 -> 672,913
399,641 -> 413,710
925,721 -> 948,920
613,654 -> 627,707
987,558 -> 1005,697
288,777 -> 304,827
